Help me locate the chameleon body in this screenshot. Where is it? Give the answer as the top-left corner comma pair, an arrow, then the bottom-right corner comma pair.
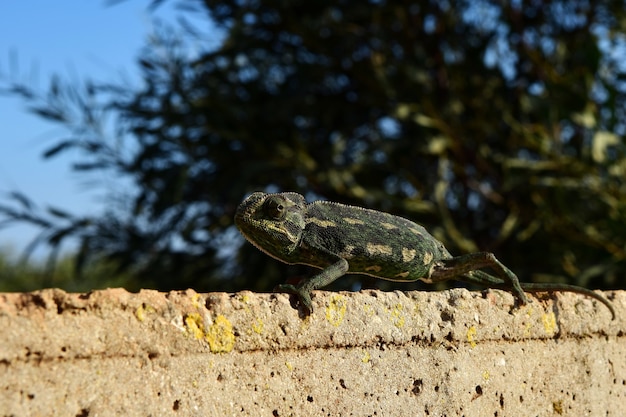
235,191 -> 615,319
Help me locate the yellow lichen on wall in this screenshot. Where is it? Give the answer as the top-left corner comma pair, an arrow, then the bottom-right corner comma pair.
191,293 -> 203,309
205,315 -> 236,353
387,303 -> 405,328
467,326 -> 477,348
325,294 -> 347,327
252,318 -> 264,335
184,313 -> 206,340
182,312 -> 236,353
542,312 -> 557,335
135,304 -> 155,322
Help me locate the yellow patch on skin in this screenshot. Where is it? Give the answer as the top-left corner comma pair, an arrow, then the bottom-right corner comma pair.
409,227 -> 423,236
339,245 -> 355,259
265,222 -> 299,243
394,271 -> 410,279
343,217 -> 365,225
306,217 -> 337,227
381,222 -> 398,230
402,248 -> 417,262
423,251 -> 434,265
365,265 -> 382,272
366,243 -> 393,256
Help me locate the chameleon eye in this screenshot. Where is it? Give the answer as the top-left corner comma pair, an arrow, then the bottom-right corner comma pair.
263,196 -> 286,220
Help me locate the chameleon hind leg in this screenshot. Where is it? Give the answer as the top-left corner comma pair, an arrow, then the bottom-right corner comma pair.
275,258 -> 349,314
429,252 -> 529,304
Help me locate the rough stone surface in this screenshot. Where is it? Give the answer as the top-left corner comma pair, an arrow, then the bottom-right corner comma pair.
1,287 -> 624,416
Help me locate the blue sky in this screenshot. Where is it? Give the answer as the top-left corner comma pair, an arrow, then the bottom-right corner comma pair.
0,1 -> 181,257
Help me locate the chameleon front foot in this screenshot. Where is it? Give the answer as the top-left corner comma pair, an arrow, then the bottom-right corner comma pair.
275,284 -> 314,314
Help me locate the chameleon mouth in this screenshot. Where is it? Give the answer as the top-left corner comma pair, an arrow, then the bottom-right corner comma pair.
234,192 -> 265,227
234,192 -> 281,246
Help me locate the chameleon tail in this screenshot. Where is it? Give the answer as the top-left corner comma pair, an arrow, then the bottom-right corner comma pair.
517,282 -> 616,320
459,270 -> 616,320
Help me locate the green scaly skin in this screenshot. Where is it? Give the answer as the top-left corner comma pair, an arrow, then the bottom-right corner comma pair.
235,192 -> 616,319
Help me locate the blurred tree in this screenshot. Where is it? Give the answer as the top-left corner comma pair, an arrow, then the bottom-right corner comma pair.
1,0 -> 625,293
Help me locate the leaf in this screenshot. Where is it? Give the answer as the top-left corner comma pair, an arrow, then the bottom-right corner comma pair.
572,108 -> 596,129
48,226 -> 76,245
8,191 -> 34,210
43,140 -> 77,159
592,131 -> 619,163
72,162 -> 109,171
29,106 -> 67,123
47,206 -> 73,219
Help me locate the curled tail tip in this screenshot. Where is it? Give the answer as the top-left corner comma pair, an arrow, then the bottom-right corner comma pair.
517,283 -> 616,320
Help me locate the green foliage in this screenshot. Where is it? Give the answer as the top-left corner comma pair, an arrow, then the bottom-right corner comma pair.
1,0 -> 626,292
0,247 -> 137,292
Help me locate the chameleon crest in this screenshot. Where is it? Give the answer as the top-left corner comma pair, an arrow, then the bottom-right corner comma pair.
235,192 -> 615,319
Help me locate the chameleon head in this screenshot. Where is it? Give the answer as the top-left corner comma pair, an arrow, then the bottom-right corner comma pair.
235,192 -> 307,261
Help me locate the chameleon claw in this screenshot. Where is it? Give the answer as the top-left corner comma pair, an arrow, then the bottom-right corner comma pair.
275,284 -> 314,314
515,289 -> 531,305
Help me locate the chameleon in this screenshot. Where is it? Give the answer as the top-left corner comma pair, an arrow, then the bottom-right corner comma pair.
235,191 -> 616,319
